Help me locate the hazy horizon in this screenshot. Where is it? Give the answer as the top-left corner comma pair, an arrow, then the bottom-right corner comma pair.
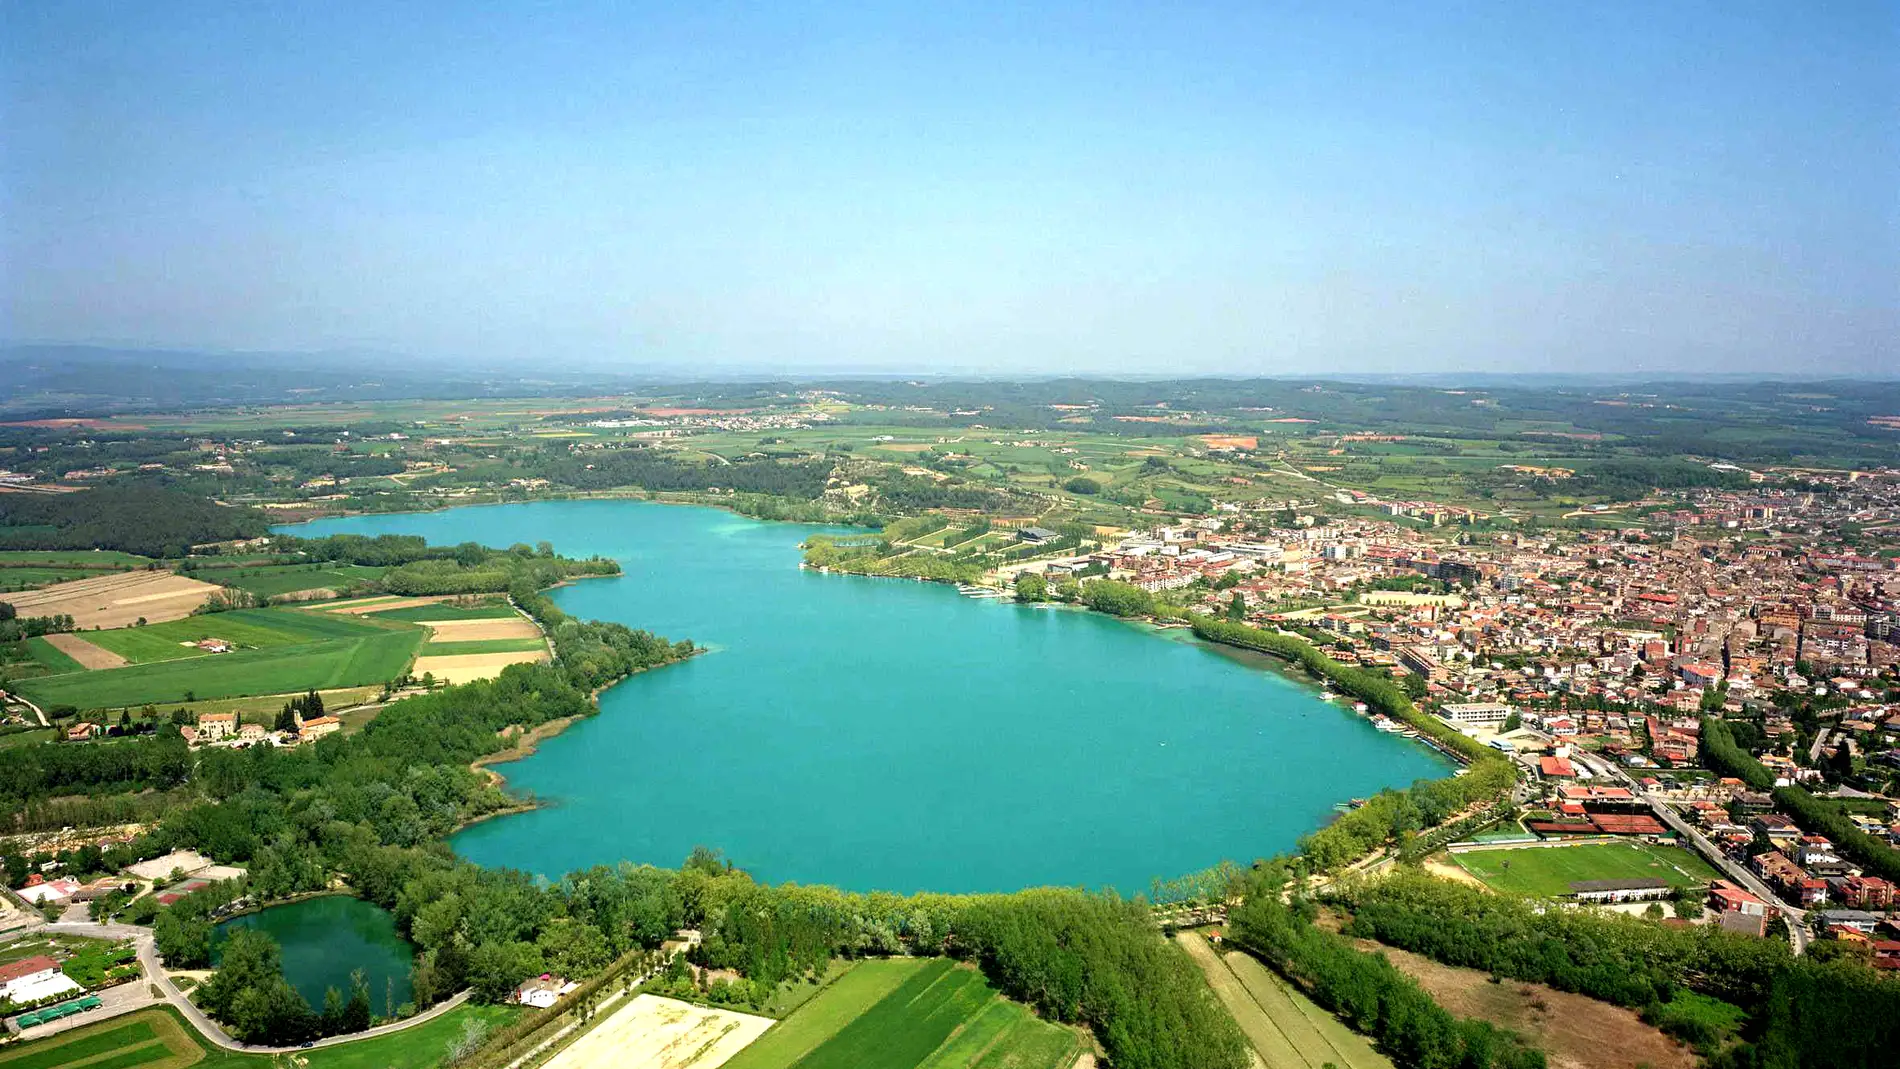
4,2 -> 1896,376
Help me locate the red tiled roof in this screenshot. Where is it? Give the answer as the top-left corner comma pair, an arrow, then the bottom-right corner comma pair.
0,955 -> 59,984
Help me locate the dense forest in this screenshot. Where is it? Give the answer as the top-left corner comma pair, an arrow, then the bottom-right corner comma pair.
0,485 -> 269,557
266,532 -> 622,595
535,448 -> 835,498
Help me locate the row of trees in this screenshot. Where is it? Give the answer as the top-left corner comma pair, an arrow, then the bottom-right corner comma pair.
1229,892 -> 1546,1069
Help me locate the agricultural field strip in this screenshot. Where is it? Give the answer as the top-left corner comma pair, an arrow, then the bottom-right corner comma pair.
721,959 -> 933,1069
0,1013 -> 196,1069
724,959 -> 1074,1069
539,995 -> 772,1069
1176,932 -> 1390,1069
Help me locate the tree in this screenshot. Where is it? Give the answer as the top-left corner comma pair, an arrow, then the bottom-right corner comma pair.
1227,592 -> 1246,620
1063,476 -> 1102,495
1014,572 -> 1048,602
198,928 -> 313,1044
1502,710 -> 1522,732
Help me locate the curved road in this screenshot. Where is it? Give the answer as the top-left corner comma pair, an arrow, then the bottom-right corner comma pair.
13,920 -> 470,1053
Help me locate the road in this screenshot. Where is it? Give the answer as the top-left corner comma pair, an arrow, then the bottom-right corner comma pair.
6,919 -> 471,1052
1587,757 -> 1810,955
1640,801 -> 1809,954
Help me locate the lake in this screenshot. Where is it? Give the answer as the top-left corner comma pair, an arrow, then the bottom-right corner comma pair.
282,500 -> 1447,894
213,895 -> 415,1011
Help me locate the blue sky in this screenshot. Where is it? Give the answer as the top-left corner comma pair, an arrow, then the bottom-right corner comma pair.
2,1 -> 1894,375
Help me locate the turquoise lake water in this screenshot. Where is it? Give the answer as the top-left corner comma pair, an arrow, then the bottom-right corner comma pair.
281,500 -> 1446,894
213,895 -> 415,1011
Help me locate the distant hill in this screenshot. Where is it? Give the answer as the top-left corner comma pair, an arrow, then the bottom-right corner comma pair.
0,345 -> 652,417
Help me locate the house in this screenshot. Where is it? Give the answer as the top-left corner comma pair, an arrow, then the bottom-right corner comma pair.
1016,527 -> 1061,544
297,715 -> 341,741
17,877 -> 81,905
72,877 -> 138,902
1538,756 -> 1576,779
0,955 -> 81,1004
65,723 -> 96,741
1709,880 -> 1767,917
514,973 -> 577,1009
1839,875 -> 1896,910
1752,814 -> 1801,848
1812,909 -> 1881,935
196,712 -> 236,740
236,722 -> 268,742
1873,941 -> 1900,971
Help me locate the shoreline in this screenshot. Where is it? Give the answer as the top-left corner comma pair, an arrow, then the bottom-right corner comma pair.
283,494 -> 1460,879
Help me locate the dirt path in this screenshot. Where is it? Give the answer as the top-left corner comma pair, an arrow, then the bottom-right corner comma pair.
42,632 -> 128,669
1421,856 -> 1489,889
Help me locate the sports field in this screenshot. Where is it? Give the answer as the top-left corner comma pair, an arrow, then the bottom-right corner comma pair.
1452,841 -> 1720,898
13,609 -> 424,710
722,958 -> 1080,1069
1175,932 -> 1391,1069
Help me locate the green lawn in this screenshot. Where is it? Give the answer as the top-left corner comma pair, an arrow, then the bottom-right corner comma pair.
13,627 -> 423,709
1453,841 -> 1721,898
0,1003 -> 522,1069
723,959 -> 1078,1069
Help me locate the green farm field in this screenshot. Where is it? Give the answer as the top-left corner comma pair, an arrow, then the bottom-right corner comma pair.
208,563 -> 386,598
0,568 -> 97,589
14,619 -> 423,710
79,608 -> 398,665
1452,841 -> 1721,898
418,638 -> 546,656
0,1003 -> 521,1069
722,958 -> 1080,1069
0,550 -> 151,567
368,600 -> 518,621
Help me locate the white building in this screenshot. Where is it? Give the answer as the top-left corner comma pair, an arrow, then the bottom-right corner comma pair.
514,973 -> 577,1009
1437,702 -> 1514,727
0,955 -> 82,1004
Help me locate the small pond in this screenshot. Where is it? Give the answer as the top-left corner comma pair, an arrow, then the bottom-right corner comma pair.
213,895 -> 415,1012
